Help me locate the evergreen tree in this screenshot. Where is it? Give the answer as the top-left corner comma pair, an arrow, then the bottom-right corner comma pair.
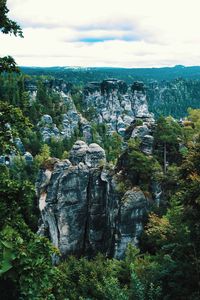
154,116 -> 182,172
0,0 -> 23,73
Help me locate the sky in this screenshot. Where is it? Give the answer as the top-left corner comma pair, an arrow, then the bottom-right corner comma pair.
1,0 -> 200,67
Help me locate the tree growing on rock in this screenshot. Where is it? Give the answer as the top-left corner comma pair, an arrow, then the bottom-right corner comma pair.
154,116 -> 182,173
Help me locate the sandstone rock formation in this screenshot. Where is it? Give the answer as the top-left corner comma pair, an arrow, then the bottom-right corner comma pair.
114,188 -> 147,259
34,79 -> 158,259
28,78 -> 154,143
82,80 -> 154,136
38,114 -> 60,142
36,141 -> 148,259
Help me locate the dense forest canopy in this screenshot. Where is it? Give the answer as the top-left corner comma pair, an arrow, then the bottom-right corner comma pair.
20,65 -> 200,83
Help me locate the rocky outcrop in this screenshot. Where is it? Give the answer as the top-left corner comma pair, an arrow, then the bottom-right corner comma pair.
132,81 -> 151,118
36,141 -> 148,259
0,136 -> 33,166
115,188 -> 147,259
38,115 -> 60,142
27,78 -> 154,144
34,79 -> 160,259
83,80 -> 154,136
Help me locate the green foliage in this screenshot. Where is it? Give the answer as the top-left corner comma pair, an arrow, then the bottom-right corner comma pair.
71,85 -> 84,113
0,227 -> 16,275
62,150 -> 69,159
119,138 -> 162,188
32,79 -> 68,126
91,123 -> 123,162
0,163 -> 38,231
0,0 -> 23,73
1,42 -> 200,300
57,255 -> 128,300
0,223 -> 64,300
187,108 -> 200,130
154,116 -> 183,172
49,137 -> 65,159
148,78 -> 200,119
182,108 -> 200,144
0,0 -> 23,37
154,116 -> 182,145
0,56 -> 20,73
22,129 -> 42,156
141,158 -> 200,299
0,101 -> 32,154
104,132 -> 123,163
35,144 -> 51,168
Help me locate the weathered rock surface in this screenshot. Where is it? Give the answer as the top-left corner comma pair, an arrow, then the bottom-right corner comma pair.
115,188 -> 147,259
38,114 -> 60,142
33,79 -> 157,259
83,80 -> 154,136
69,140 -> 89,165
28,78 -> 154,142
37,141 -> 148,259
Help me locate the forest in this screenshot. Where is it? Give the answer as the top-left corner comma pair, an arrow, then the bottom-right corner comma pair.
1,1 -> 200,299
1,71 -> 200,300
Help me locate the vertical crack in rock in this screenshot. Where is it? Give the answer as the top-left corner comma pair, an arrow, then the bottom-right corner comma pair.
82,172 -> 91,255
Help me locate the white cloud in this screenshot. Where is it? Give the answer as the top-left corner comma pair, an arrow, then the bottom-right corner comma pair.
1,0 -> 200,67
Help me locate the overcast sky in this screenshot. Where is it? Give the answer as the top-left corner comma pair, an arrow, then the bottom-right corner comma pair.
1,0 -> 200,67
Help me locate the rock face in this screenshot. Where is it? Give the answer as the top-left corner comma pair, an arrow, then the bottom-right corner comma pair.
83,80 -> 154,136
29,78 -> 153,142
38,114 -> 60,142
33,79 -> 157,259
37,141 -> 148,259
115,188 -> 147,259
131,82 -> 151,118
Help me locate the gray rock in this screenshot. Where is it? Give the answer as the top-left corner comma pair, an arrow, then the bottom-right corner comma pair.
80,117 -> 92,143
131,124 -> 150,139
141,135 -> 154,155
37,141 -> 149,259
86,143 -> 106,167
114,188 -> 147,259
39,115 -> 60,142
23,151 -> 33,164
0,155 -> 10,165
41,114 -> 53,124
82,79 -> 153,136
61,102 -> 80,139
69,140 -> 89,165
37,153 -> 117,257
14,138 -> 25,154
151,181 -> 162,207
28,78 -> 154,142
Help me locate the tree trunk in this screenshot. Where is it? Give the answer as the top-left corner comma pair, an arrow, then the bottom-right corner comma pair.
164,142 -> 167,173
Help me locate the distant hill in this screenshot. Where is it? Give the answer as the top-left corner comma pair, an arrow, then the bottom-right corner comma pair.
20,65 -> 200,84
